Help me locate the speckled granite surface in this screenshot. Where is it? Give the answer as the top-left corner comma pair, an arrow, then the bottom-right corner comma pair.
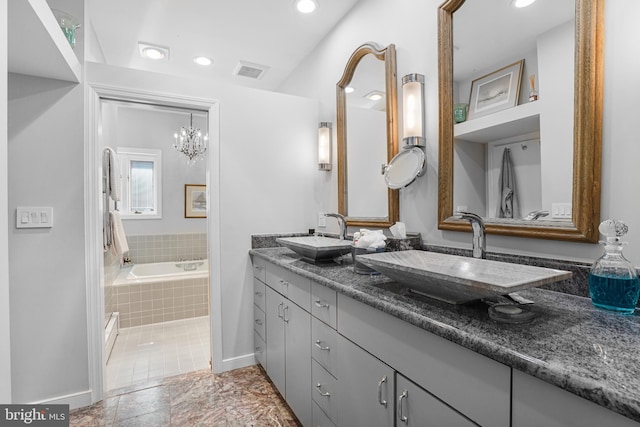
250,246 -> 640,423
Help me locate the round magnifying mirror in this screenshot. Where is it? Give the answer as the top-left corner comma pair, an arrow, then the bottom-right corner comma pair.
384,147 -> 426,189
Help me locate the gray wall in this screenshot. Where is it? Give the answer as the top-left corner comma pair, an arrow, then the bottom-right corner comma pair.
8,73 -> 88,403
1,0 -> 12,403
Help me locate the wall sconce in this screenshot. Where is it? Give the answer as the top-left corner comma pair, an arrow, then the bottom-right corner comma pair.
402,73 -> 425,147
318,122 -> 332,171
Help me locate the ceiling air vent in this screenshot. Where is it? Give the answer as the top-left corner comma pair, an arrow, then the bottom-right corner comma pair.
233,61 -> 269,80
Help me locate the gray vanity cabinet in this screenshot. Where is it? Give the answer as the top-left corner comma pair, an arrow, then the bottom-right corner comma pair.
264,277 -> 312,427
336,335 -> 395,427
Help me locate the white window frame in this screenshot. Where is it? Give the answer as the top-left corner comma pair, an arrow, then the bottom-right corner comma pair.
117,147 -> 162,220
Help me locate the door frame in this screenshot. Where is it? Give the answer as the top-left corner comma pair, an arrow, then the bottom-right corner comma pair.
84,83 -> 223,403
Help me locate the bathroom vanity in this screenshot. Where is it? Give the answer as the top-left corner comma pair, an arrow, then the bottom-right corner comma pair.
250,245 -> 640,427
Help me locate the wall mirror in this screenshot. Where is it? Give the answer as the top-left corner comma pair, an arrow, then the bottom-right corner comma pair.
438,0 -> 603,242
337,42 -> 399,227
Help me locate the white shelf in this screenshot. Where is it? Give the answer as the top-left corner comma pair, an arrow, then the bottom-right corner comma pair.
8,0 -> 81,83
454,101 -> 541,143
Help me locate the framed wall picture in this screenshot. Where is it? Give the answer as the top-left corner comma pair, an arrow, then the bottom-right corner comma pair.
185,184 -> 207,218
468,60 -> 524,120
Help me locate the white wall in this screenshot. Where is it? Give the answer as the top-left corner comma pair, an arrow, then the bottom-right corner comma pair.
0,0 -> 12,404
100,101 -> 207,235
8,73 -> 88,404
279,0 -> 640,265
87,62 -> 317,369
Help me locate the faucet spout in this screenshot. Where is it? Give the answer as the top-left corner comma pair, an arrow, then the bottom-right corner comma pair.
454,211 -> 486,259
324,213 -> 347,240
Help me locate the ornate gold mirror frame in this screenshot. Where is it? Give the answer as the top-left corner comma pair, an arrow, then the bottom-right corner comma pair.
337,42 -> 399,228
437,0 -> 603,242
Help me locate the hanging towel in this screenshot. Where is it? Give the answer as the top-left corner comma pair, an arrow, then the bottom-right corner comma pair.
496,148 -> 520,219
110,211 -> 129,256
104,147 -> 121,202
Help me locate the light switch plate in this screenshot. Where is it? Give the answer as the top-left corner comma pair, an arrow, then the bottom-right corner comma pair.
318,212 -> 327,228
16,207 -> 54,228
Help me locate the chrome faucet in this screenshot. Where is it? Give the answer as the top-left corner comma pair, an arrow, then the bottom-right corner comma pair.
455,211 -> 486,259
324,213 -> 347,240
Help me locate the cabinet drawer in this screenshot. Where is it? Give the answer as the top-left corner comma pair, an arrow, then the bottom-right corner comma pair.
266,263 -> 311,312
254,331 -> 266,369
253,257 -> 266,283
253,304 -> 266,341
337,294 -> 510,427
312,401 -> 337,427
312,316 -> 338,377
312,359 -> 338,424
253,278 -> 266,312
311,281 -> 337,328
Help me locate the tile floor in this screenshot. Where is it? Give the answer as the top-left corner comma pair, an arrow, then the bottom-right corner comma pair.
106,316 -> 211,391
70,366 -> 299,426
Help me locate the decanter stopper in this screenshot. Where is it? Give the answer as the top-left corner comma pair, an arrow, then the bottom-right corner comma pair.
598,219 -> 628,243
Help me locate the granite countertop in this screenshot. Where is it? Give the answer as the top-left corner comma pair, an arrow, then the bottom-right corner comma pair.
250,247 -> 640,423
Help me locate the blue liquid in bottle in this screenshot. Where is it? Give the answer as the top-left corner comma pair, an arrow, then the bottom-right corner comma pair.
589,273 -> 640,314
589,219 -> 640,315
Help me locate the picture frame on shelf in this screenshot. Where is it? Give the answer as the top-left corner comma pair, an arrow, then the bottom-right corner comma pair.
185,184 -> 206,218
468,60 -> 524,120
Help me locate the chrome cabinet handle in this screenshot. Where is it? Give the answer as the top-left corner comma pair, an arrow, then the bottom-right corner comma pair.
314,299 -> 330,309
277,302 -> 284,319
315,383 -> 331,397
283,305 -> 289,323
255,346 -> 263,354
254,291 -> 263,297
314,340 -> 330,351
254,319 -> 263,326
398,389 -> 408,424
254,265 -> 263,271
279,279 -> 289,287
378,376 -> 388,407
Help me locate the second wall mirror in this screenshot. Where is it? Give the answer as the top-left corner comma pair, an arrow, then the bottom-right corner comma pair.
438,0 -> 603,242
337,42 -> 399,228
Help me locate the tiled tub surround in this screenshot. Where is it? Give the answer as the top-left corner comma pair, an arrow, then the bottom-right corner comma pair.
250,246 -> 640,423
113,276 -> 209,328
127,232 -> 208,264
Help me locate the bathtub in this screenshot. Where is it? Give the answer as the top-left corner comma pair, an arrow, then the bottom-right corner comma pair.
113,259 -> 210,327
115,259 -> 209,285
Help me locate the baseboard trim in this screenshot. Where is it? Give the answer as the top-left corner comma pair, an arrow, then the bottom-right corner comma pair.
31,389 -> 92,410
220,353 -> 256,372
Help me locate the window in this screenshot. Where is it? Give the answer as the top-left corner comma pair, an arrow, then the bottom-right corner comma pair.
117,147 -> 162,219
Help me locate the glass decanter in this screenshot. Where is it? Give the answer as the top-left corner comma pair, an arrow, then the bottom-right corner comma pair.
589,219 -> 640,314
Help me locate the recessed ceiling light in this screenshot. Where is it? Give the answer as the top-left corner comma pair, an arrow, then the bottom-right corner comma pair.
193,56 -> 213,66
364,90 -> 384,101
138,42 -> 169,61
512,0 -> 536,8
294,0 -> 318,14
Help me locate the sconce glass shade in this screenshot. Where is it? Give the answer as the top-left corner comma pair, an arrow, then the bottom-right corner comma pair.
318,122 -> 332,171
402,73 -> 425,147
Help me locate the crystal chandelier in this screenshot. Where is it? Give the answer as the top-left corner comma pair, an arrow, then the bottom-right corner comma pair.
173,114 -> 208,165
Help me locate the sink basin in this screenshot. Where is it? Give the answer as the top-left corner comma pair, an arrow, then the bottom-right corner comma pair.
276,236 -> 352,262
357,250 -> 572,304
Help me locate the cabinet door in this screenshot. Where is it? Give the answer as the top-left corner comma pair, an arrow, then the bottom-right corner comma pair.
284,300 -> 312,427
396,374 -> 478,427
512,370 -> 640,427
265,286 -> 285,396
337,335 -> 394,427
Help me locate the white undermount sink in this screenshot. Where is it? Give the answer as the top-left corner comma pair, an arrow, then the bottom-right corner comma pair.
276,236 -> 352,262
357,250 -> 572,304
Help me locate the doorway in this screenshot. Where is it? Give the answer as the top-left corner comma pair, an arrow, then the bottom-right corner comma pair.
86,84 -> 222,403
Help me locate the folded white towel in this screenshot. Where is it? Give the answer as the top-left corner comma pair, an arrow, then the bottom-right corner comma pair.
110,211 -> 129,256
104,147 -> 121,202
